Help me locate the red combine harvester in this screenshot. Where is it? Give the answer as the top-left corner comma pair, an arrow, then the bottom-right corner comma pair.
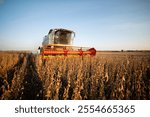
39,28 -> 96,58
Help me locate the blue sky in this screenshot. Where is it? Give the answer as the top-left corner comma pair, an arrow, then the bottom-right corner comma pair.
0,0 -> 150,50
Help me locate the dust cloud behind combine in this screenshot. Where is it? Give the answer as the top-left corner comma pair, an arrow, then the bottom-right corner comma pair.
0,51 -> 150,100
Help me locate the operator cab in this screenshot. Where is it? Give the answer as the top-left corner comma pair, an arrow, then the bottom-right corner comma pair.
54,29 -> 74,45
42,28 -> 75,47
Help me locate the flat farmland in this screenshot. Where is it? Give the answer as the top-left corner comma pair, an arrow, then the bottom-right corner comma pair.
0,51 -> 149,100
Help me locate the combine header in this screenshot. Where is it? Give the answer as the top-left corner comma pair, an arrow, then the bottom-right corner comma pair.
39,28 -> 96,58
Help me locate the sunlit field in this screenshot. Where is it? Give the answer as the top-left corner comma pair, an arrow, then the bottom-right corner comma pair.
0,51 -> 149,100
